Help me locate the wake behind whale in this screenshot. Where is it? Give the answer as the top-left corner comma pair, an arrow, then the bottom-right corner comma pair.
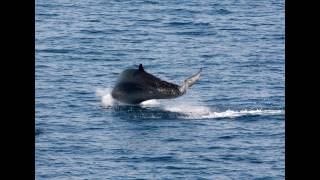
96,88 -> 284,120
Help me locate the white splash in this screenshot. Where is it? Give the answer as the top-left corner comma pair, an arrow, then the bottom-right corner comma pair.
163,104 -> 284,119
140,99 -> 160,107
95,88 -> 284,119
96,88 -> 161,107
95,88 -> 118,107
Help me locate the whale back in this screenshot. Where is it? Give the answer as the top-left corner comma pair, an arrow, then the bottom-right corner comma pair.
111,69 -> 182,104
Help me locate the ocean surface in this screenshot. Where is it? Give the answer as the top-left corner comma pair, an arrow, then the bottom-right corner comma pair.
35,0 -> 285,179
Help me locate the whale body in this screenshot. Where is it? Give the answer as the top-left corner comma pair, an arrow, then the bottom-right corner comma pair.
111,64 -> 202,104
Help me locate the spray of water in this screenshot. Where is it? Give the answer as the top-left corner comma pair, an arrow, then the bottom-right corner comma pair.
96,88 -> 284,119
95,88 -> 117,107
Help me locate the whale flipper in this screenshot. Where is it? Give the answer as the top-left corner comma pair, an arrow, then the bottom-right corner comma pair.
178,68 -> 202,95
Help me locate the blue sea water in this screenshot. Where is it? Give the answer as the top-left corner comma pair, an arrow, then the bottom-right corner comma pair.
35,0 -> 285,179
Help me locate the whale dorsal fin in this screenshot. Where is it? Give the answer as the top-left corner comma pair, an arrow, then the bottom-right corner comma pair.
139,64 -> 144,71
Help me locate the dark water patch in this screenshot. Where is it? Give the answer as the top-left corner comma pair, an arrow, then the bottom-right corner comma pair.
254,177 -> 275,180
72,90 -> 92,96
164,165 -> 208,171
194,22 -> 212,26
163,137 -> 193,143
144,156 -> 180,162
235,114 -> 283,122
136,18 -> 162,23
83,19 -> 100,23
220,154 -> 263,164
37,49 -> 74,54
37,13 -> 59,17
94,74 -> 107,77
77,37 -> 97,41
218,135 -> 236,140
165,21 -> 211,28
272,34 -> 285,40
79,29 -> 129,36
207,146 -> 223,150
247,23 -> 275,27
143,0 -> 159,5
166,21 -> 193,26
35,128 -> 42,136
36,64 -> 50,68
219,28 -> 246,31
214,8 -> 232,15
77,50 -> 105,55
165,165 -> 190,170
164,8 -> 201,15
82,127 -> 104,131
175,31 -> 216,36
126,48 -> 150,53
200,158 -> 216,162
114,156 -> 181,163
79,29 -> 105,34
201,54 -> 217,58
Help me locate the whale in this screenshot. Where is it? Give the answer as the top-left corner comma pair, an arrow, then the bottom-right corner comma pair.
111,64 -> 202,104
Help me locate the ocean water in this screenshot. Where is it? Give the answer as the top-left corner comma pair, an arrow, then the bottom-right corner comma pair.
35,0 -> 285,179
